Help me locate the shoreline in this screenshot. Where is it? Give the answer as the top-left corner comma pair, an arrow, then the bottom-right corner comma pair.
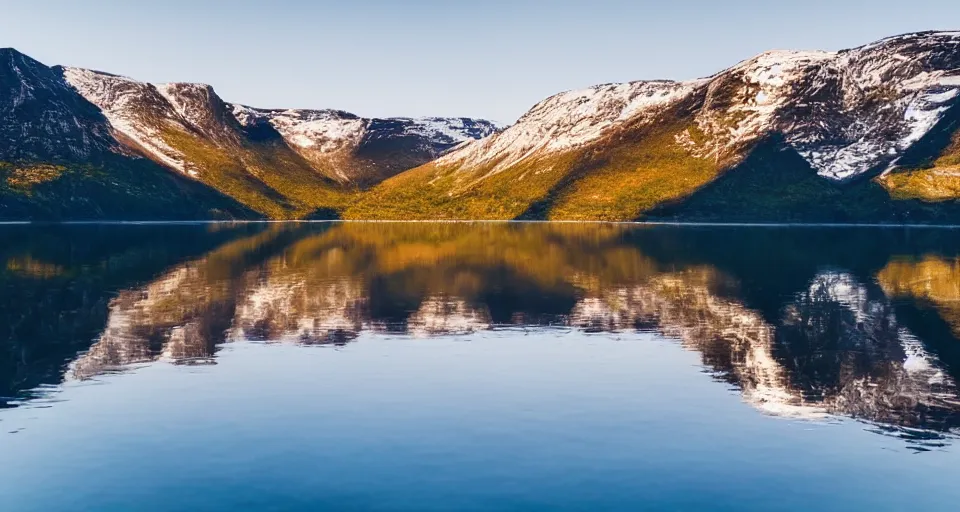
2,219 -> 960,229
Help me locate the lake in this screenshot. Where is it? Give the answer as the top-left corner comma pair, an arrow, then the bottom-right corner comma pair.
2,222 -> 960,511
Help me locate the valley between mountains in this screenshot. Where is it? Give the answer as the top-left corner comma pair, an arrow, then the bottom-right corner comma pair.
2,31 -> 960,222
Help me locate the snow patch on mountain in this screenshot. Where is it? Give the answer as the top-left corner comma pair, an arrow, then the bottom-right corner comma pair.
443,31 -> 960,182
230,106 -> 499,155
228,104 -> 262,127
692,50 -> 836,160
797,40 -> 960,179
62,67 -> 188,173
721,33 -> 960,179
398,117 -> 495,145
261,109 -> 368,152
154,82 -> 216,131
439,80 -> 704,174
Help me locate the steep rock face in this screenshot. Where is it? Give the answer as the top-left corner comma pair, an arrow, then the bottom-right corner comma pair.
696,32 -> 960,179
348,31 -> 960,221
0,48 -> 113,161
154,82 -> 243,146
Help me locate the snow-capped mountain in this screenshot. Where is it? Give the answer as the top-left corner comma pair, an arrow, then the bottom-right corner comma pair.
0,48 -> 258,220
1,49 -> 497,220
60,66 -> 498,196
436,79 -> 705,176
59,66 -> 497,186
4,31 -> 960,221
442,31 -> 959,180
230,105 -> 498,184
349,31 -> 960,222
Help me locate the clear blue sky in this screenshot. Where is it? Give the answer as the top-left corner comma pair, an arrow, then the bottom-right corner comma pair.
2,0 -> 958,122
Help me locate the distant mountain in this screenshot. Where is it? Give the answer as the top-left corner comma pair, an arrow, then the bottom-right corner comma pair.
0,49 -> 497,220
230,106 -> 499,185
348,31 -> 960,222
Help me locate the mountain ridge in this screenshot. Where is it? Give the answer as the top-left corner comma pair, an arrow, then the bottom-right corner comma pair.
345,30 -> 960,222
3,32 -> 960,222
0,49 -> 497,220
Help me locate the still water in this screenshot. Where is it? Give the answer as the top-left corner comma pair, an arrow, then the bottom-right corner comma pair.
2,222 -> 960,511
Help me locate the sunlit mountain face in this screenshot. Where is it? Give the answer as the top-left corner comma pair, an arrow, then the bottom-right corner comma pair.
3,223 -> 960,444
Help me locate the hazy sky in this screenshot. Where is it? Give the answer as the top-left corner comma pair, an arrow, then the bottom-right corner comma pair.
2,0 -> 958,122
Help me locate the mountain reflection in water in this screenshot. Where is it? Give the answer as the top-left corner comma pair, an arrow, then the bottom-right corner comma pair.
3,222 -> 960,443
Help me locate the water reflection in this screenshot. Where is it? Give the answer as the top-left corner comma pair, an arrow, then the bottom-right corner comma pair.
3,222 -> 960,442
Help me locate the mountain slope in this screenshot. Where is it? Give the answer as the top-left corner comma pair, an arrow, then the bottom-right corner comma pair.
0,48 -> 257,220
5,33 -> 960,222
60,68 -> 497,218
61,67 -> 498,218
1,49 -> 497,220
346,31 -> 960,222
62,69 -> 355,219
231,106 -> 499,186
0,48 -> 112,162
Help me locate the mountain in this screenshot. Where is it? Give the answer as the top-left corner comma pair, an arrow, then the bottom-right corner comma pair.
59,68 -> 497,218
61,68 -> 349,219
4,32 -> 960,222
0,49 -> 111,161
230,106 -> 498,186
0,49 -> 497,220
0,48 -> 256,220
347,31 -> 960,222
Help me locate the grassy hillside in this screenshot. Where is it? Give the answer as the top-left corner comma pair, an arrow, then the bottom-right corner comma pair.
880,130 -> 960,203
0,156 -> 257,221
343,150 -> 585,220
647,139 -> 960,223
345,111 -> 960,224
343,100 -> 727,221
5,106 -> 960,223
877,99 -> 960,204
156,125 -> 353,220
541,122 -> 724,220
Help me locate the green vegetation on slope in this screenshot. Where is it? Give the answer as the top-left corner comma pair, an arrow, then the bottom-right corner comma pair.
649,139 -> 960,223
880,127 -> 960,203
881,167 -> 960,202
157,127 -> 353,219
878,100 -> 960,204
344,103 -> 726,222
0,157 -> 256,221
342,150 -> 588,220
544,122 -> 723,221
